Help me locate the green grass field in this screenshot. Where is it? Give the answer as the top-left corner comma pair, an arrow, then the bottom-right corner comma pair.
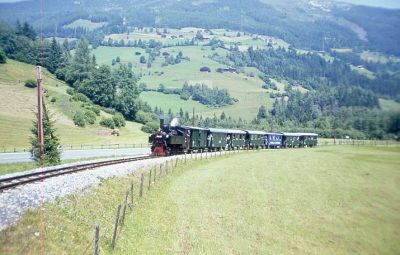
1,146 -> 399,254
63,19 -> 107,31
0,60 -> 148,150
94,45 -> 269,119
379,98 -> 400,112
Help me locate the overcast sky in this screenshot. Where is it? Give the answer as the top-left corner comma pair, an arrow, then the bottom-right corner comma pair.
339,0 -> 400,9
0,0 -> 399,9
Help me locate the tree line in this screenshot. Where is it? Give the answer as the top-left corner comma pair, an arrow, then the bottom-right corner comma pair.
0,21 -> 158,133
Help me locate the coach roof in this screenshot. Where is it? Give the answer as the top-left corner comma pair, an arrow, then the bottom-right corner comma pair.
208,128 -> 246,134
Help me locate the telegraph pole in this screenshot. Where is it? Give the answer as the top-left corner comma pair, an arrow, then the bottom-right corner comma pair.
36,66 -> 44,158
192,107 -> 195,126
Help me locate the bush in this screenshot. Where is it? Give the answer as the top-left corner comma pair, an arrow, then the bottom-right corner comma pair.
135,110 -> 157,124
0,48 -> 6,64
84,110 -> 97,125
200,66 -> 211,72
72,93 -> 89,103
55,68 -> 66,80
73,112 -> 86,127
112,113 -> 126,127
100,117 -> 115,129
24,79 -> 37,88
102,107 -> 116,115
91,105 -> 101,116
141,121 -> 159,133
50,97 -> 56,103
66,88 -> 74,95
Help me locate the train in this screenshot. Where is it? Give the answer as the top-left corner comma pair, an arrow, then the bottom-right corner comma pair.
149,117 -> 318,156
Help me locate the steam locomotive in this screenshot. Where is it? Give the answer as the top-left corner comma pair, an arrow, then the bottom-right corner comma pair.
149,117 -> 318,156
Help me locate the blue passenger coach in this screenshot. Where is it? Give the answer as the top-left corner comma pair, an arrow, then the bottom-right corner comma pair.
264,133 -> 283,148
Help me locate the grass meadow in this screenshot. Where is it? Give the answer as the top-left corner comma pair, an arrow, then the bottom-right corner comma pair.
94,45 -> 270,119
1,146 -> 399,254
0,60 -> 148,150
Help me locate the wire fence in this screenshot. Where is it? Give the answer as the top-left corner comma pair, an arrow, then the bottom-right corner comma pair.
1,139 -> 398,153
318,139 -> 399,147
1,143 -> 150,153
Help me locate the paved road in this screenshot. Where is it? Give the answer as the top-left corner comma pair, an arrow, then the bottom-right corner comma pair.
0,148 -> 151,164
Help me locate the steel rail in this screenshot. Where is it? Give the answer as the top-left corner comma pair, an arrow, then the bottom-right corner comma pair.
0,156 -> 153,191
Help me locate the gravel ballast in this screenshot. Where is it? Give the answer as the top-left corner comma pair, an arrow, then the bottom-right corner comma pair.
0,154 -> 186,231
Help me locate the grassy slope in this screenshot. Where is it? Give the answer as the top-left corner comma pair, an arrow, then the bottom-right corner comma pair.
0,60 -> 148,150
63,19 -> 107,31
94,45 -> 269,120
379,98 -> 400,112
94,27 -> 291,120
1,146 -> 399,254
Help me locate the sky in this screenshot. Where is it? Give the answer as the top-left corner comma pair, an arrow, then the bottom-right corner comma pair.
338,0 -> 400,9
0,0 -> 399,9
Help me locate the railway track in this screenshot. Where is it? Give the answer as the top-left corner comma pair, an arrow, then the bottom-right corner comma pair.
0,155 -> 153,192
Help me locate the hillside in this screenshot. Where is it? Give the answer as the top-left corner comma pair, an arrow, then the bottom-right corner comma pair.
0,59 -> 148,151
1,0 -> 400,55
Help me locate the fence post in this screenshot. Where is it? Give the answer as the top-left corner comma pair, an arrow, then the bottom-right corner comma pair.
175,158 -> 178,168
191,151 -> 193,159
139,173 -> 144,198
120,192 -> 128,226
148,169 -> 152,190
159,164 -> 162,178
111,204 -> 121,250
130,180 -> 134,209
200,149 -> 203,160
153,165 -> 157,183
165,161 -> 168,175
171,159 -> 174,173
185,153 -> 187,164
93,224 -> 99,255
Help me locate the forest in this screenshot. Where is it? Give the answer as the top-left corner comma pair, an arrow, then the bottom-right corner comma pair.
230,46 -> 400,100
1,0 -> 399,55
0,20 -> 399,139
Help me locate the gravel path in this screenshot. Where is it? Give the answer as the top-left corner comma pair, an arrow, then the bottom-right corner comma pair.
0,154 -> 186,231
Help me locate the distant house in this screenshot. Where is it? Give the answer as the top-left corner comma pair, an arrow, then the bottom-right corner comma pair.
200,66 -> 211,72
216,67 -> 238,73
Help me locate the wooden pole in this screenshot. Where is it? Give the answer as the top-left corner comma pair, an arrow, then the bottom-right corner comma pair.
130,180 -> 134,209
120,193 -> 128,226
93,224 -> 99,255
153,165 -> 156,183
139,173 -> 144,198
36,66 -> 44,158
148,169 -> 152,190
111,204 -> 121,250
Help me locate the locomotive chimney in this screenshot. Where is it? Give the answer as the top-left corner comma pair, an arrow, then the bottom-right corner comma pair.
159,114 -> 165,129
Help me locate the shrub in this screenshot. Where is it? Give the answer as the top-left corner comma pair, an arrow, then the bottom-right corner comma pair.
72,93 -> 89,103
91,105 -> 101,116
200,66 -> 211,72
100,117 -> 115,129
135,110 -> 156,124
50,97 -> 56,103
66,88 -> 74,95
84,110 -> 97,125
55,68 -> 65,80
141,121 -> 159,133
0,48 -> 7,64
112,113 -> 126,127
102,107 -> 116,115
24,79 -> 37,88
73,112 -> 86,127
